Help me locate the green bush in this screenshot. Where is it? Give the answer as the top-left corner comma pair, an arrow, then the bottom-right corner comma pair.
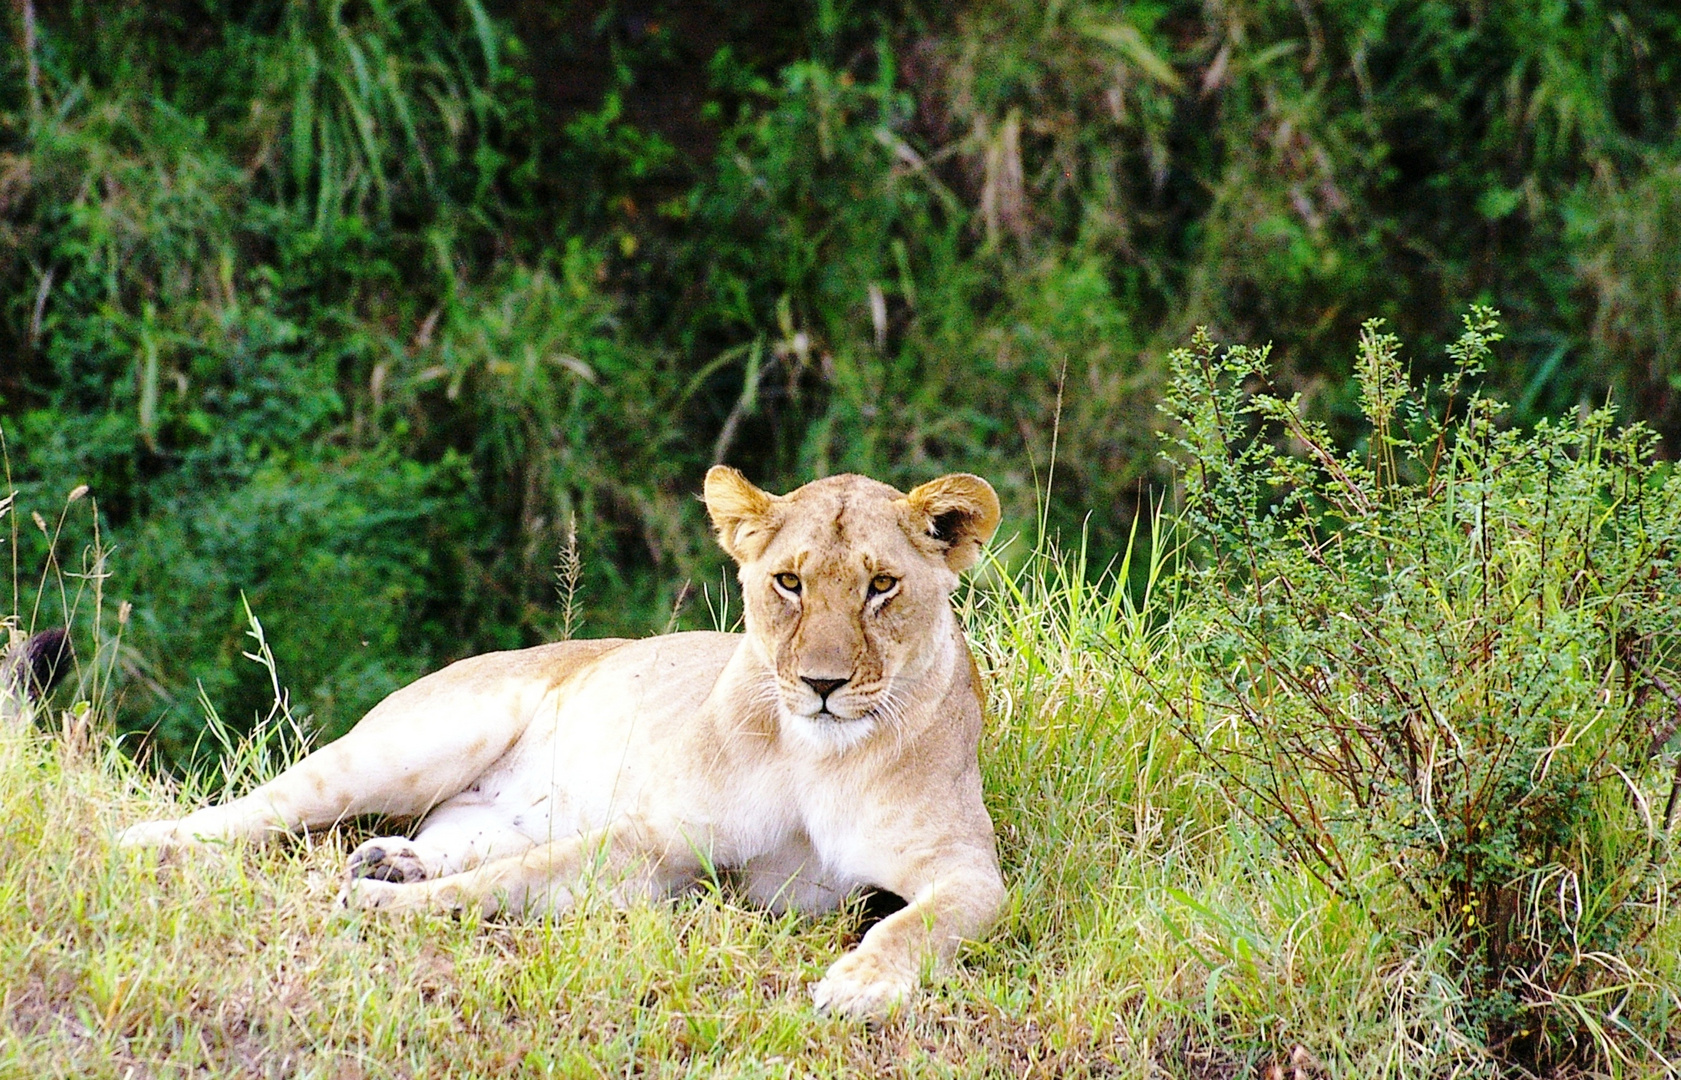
1160,311 -> 1681,1069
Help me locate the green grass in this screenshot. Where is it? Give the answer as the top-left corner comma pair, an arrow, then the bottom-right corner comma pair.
11,542 -> 1675,1080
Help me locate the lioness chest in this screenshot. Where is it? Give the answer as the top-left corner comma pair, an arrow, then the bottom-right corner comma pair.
421,632 -> 877,907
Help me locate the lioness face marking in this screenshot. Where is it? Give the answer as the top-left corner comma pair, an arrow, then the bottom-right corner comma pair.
121,469 -> 1005,1019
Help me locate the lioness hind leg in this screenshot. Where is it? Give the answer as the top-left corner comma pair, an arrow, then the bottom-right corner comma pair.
120,671 -> 558,850
343,821 -> 689,918
116,724 -> 499,851
119,642 -> 624,853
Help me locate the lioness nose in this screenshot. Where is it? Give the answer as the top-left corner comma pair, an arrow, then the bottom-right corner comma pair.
801,676 -> 849,701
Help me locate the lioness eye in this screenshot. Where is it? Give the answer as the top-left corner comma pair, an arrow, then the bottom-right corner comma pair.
774,572 -> 801,593
869,574 -> 898,596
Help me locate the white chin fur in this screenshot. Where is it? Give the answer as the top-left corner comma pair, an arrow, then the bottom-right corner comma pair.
782,707 -> 879,754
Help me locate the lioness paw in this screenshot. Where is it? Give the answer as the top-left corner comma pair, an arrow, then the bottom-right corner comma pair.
812,949 -> 918,1020
339,875 -> 403,911
117,819 -> 203,850
346,837 -> 436,884
338,874 -> 468,916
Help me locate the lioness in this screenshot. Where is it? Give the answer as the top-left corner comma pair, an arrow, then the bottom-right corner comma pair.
121,467 -> 1005,1018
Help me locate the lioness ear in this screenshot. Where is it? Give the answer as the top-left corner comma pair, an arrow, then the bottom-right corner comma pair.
902,473 -> 1001,571
704,465 -> 780,563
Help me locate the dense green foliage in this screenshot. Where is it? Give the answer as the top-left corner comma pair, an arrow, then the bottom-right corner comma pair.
4,0 -> 1681,759
1161,313 -> 1681,1070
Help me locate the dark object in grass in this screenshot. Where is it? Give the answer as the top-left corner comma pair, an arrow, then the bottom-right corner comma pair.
6,628 -> 72,702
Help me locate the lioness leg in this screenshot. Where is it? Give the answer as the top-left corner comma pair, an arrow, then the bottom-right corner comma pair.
119,717 -> 518,849
343,820 -> 690,917
120,642 -> 618,849
812,854 -> 1004,1017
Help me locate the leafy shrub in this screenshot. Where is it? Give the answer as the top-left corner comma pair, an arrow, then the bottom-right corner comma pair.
681,44 -> 1157,530
120,452 -> 455,760
1159,311 -> 1681,1069
0,3 -> 666,763
408,253 -> 707,644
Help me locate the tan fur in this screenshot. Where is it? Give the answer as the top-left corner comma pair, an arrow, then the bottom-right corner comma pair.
119,469 -> 1005,1019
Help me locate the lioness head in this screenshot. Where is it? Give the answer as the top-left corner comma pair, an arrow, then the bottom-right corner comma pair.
704,467 -> 1000,750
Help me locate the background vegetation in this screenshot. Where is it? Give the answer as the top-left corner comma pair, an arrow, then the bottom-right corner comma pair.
4,0 -> 1681,758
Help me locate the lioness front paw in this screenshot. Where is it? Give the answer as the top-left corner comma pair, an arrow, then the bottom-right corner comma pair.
812,948 -> 918,1020
346,837 -> 436,884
